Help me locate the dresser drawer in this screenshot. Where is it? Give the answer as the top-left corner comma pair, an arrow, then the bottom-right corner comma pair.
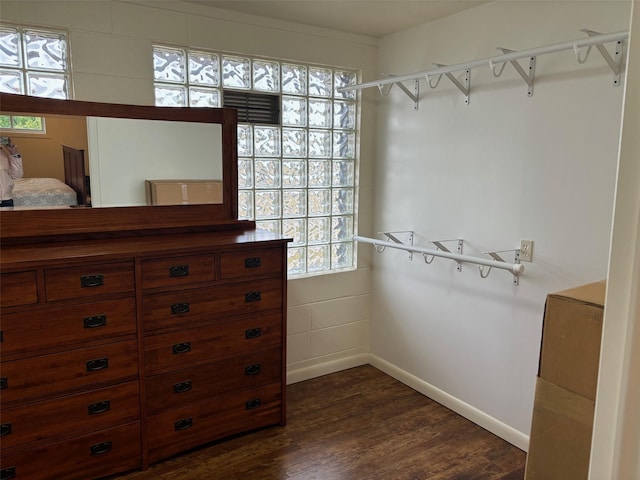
44,262 -> 134,302
0,421 -> 141,480
146,346 -> 282,414
1,340 -> 138,405
144,313 -> 282,374
219,248 -> 283,280
141,254 -> 215,290
0,271 -> 37,308
142,278 -> 282,331
147,382 -> 281,464
1,381 -> 140,451
1,298 -> 136,359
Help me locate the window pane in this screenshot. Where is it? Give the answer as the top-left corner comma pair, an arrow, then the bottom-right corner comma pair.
308,99 -> 332,128
254,159 -> 281,189
283,190 -> 306,217
154,46 -> 185,83
332,188 -> 354,214
189,87 -> 220,107
25,30 -> 67,71
0,69 -> 23,94
237,124 -> 253,156
238,158 -> 254,189
332,215 -> 353,242
256,220 -> 281,234
0,115 -> 10,128
188,51 -> 219,86
253,59 -> 279,92
283,218 -> 306,245
308,189 -> 331,216
282,128 -> 306,158
332,242 -> 353,269
308,161 -> 331,187
11,116 -> 43,130
154,85 -> 186,106
282,96 -> 307,127
0,27 -> 21,67
333,131 -> 355,159
308,245 -> 330,272
282,160 -> 306,188
309,67 -> 331,97
332,160 -> 354,187
308,130 -> 331,158
282,63 -> 307,95
255,190 -> 281,219
222,55 -> 251,89
308,217 -> 330,244
334,70 -> 357,99
27,72 -> 67,99
238,190 -> 254,220
254,126 -> 280,157
334,101 -> 356,130
287,247 -> 306,274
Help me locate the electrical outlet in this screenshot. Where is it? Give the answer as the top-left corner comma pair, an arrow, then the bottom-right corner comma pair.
520,240 -> 534,262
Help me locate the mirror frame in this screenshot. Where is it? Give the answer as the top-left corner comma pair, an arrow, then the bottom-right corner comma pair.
0,93 -> 251,241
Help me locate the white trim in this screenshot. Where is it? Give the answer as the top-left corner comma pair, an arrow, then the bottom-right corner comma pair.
286,353 -> 370,385
369,355 -> 530,452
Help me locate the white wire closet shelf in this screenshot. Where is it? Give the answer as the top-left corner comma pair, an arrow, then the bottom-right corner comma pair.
354,232 -> 525,285
339,29 -> 629,108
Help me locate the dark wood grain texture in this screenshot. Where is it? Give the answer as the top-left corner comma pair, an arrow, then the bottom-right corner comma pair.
112,365 -> 525,480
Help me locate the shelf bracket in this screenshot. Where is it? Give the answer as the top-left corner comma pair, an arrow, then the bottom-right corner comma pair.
483,249 -> 522,285
434,64 -> 470,105
382,75 -> 420,109
580,29 -> 624,86
381,230 -> 414,259
493,48 -> 536,97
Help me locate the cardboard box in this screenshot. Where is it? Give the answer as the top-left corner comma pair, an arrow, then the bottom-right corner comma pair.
538,280 -> 606,400
145,180 -> 222,206
525,377 -> 595,480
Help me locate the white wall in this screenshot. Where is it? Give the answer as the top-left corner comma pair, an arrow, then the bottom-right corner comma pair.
371,0 -> 631,448
0,0 -> 377,380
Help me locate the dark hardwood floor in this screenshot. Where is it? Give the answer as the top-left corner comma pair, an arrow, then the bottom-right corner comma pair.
115,365 -> 525,480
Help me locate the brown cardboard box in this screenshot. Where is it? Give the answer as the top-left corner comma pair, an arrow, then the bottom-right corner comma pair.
145,180 -> 222,205
538,280 -> 606,400
525,377 -> 595,480
525,280 -> 606,480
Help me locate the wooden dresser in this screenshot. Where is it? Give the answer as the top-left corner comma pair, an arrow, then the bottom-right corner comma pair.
0,229 -> 289,479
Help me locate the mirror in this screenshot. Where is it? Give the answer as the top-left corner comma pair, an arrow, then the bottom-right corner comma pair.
0,93 -> 242,240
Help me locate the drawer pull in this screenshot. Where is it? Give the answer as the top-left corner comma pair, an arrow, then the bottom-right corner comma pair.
172,342 -> 192,355
80,274 -> 104,288
0,423 -> 11,437
245,328 -> 262,339
173,381 -> 192,394
245,291 -> 262,303
88,400 -> 111,415
0,467 -> 16,480
244,257 -> 261,268
169,265 -> 190,277
174,418 -> 193,431
171,303 -> 190,315
0,330 -> 3,342
83,315 -> 107,329
245,398 -> 262,410
0,378 -> 7,389
86,357 -> 109,372
90,441 -> 112,455
244,364 -> 262,376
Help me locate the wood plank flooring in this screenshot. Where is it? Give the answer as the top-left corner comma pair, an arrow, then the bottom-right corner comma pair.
114,365 -> 525,480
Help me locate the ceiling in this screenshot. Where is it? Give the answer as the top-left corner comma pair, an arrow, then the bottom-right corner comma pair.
187,1 -> 487,38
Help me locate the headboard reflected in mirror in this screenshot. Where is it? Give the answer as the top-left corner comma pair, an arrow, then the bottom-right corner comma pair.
0,93 -> 247,241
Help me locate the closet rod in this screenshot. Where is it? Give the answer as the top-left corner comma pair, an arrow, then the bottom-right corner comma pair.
341,30 -> 629,92
354,235 -> 525,277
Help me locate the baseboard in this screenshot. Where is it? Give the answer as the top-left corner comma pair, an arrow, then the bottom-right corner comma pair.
369,354 -> 530,452
286,353 -> 370,385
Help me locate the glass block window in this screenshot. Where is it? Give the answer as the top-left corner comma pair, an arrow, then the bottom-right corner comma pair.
153,46 -> 359,276
0,25 -> 71,99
